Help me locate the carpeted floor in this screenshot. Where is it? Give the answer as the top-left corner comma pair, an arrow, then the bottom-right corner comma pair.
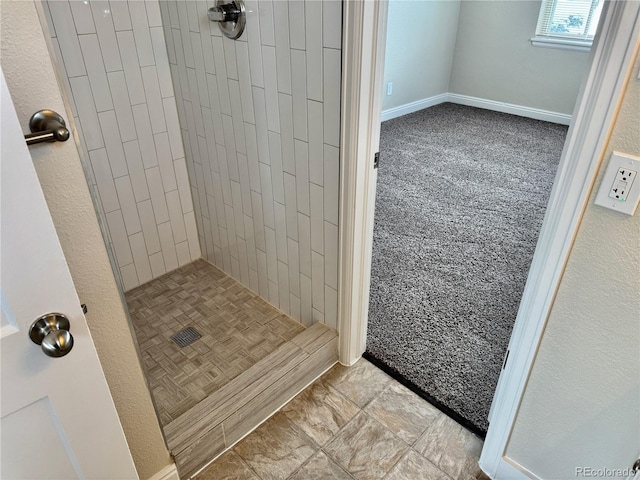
366,103 -> 567,435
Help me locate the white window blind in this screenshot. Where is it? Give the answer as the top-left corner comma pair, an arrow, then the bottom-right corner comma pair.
533,0 -> 604,50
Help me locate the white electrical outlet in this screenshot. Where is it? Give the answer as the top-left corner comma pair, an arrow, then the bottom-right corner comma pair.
607,167 -> 636,201
387,82 -> 393,96
594,151 -> 640,215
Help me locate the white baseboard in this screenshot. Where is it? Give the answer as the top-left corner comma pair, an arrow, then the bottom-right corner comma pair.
381,93 -> 449,121
381,93 -> 572,125
447,93 -> 572,125
147,464 -> 179,480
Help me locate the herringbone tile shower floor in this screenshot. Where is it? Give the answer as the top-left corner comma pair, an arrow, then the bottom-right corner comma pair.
126,259 -> 306,426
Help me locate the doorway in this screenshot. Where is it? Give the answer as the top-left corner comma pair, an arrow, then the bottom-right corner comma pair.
364,0 -> 593,436
338,1 -> 640,477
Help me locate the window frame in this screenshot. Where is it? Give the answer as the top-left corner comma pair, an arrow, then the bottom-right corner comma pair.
531,0 -> 602,52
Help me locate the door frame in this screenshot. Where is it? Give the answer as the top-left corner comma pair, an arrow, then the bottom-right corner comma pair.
337,1 -> 640,478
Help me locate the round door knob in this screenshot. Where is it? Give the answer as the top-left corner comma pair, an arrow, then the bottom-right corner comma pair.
29,313 -> 74,358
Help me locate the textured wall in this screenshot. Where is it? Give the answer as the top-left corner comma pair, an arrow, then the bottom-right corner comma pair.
449,1 -> 590,115
42,0 -> 200,291
506,51 -> 640,476
1,2 -> 171,478
382,0 -> 461,111
160,0 -> 342,328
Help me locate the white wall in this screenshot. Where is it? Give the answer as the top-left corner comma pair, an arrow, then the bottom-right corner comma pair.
161,0 -> 342,328
382,0 -> 461,111
0,2 -> 171,478
449,1 -> 590,115
506,51 -> 640,477
383,0 -> 591,116
42,0 -> 201,292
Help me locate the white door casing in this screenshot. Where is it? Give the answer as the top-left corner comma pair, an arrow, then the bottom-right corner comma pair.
338,0 -> 388,365
338,0 -> 640,478
0,70 -> 138,479
482,3 -> 640,478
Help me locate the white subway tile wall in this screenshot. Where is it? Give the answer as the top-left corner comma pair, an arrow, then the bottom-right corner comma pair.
161,0 -> 342,329
44,0 -> 200,291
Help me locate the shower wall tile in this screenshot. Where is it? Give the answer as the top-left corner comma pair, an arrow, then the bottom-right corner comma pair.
108,72 -> 137,141
51,38 -> 77,112
288,3 -> 305,50
106,210 -> 133,267
79,35 -> 113,112
305,0 -> 323,102
89,148 -> 119,213
273,1 -> 292,95
323,144 -> 340,225
91,2 -> 123,72
45,0 -> 199,292
290,49 -> 308,141
69,76 -> 103,150
116,31 -> 147,105
162,0 -> 342,328
48,1 -> 86,77
323,47 -> 342,147
114,176 -> 140,235
120,263 -> 139,291
145,0 -> 163,28
42,2 -> 57,37
109,1 -> 132,31
323,1 -> 343,50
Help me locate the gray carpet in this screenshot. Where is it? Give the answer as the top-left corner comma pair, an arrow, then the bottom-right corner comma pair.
366,103 -> 567,434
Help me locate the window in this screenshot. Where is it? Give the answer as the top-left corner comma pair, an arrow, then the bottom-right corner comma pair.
532,0 -> 604,51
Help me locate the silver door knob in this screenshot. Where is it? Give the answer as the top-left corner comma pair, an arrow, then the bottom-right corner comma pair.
29,313 -> 74,358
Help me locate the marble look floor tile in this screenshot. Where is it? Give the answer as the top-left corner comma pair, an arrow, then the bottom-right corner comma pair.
233,412 -> 318,480
195,450 -> 259,480
321,359 -> 392,407
461,473 -> 492,480
364,382 -> 440,445
413,413 -> 483,480
282,378 -> 360,446
289,451 -> 354,480
385,449 -> 451,480
324,411 -> 407,479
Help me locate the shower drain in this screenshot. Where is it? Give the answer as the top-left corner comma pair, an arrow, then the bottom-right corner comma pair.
171,327 -> 201,347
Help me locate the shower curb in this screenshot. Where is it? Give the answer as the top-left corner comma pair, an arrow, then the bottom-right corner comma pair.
164,322 -> 338,478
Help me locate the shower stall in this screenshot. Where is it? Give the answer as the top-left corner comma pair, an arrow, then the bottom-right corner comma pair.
39,0 -> 342,476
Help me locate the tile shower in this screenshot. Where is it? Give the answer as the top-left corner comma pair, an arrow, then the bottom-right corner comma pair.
42,0 -> 342,474
43,0 -> 341,329
43,0 -> 202,289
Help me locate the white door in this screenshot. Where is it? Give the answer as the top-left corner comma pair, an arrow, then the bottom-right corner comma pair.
0,71 -> 138,479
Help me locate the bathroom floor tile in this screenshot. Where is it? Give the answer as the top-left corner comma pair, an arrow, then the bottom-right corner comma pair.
195,450 -> 259,480
364,381 -> 440,445
233,412 -> 319,480
288,451 -> 353,480
324,411 -> 407,479
321,357 -> 393,407
281,378 -> 360,446
385,449 -> 451,480
414,413 -> 484,480
201,359 -> 486,480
